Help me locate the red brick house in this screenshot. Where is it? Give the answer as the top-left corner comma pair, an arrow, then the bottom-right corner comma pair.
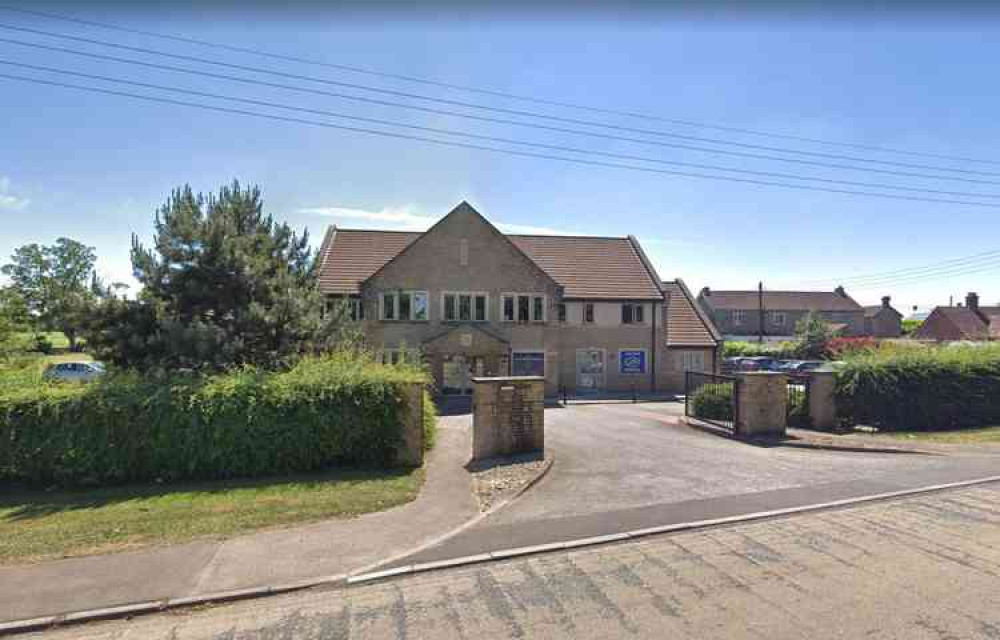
912,292 -> 1000,342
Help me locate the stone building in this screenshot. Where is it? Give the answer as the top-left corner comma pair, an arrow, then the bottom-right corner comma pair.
863,296 -> 903,338
318,202 -> 721,395
697,287 -> 866,341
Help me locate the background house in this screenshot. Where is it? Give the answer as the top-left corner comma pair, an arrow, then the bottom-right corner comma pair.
912,292 -> 1000,342
697,286 -> 866,341
863,296 -> 903,338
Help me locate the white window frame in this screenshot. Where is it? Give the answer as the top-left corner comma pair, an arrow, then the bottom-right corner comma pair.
771,311 -> 787,328
441,291 -> 489,323
731,309 -> 747,326
379,347 -> 421,366
584,302 -> 595,324
380,290 -> 429,321
622,302 -> 645,325
511,349 -> 546,377
501,292 -> 546,324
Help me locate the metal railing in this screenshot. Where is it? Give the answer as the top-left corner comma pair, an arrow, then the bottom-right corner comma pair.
787,374 -> 812,428
684,371 -> 739,433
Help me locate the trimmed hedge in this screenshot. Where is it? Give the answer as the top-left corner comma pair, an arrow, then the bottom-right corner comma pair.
0,353 -> 429,486
690,383 -> 734,421
835,346 -> 1000,431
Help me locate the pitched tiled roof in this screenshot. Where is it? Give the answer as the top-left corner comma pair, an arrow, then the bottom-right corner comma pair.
662,280 -> 721,347
509,235 -> 662,299
317,229 -> 420,295
318,228 -> 663,299
914,306 -> 997,341
700,290 -> 863,312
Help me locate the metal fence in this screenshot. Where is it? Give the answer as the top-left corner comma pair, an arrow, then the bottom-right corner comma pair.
684,371 -> 739,433
787,374 -> 812,428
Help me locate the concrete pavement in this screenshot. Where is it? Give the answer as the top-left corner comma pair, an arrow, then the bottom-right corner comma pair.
392,402 -> 1000,565
24,482 -> 1000,639
0,417 -> 479,623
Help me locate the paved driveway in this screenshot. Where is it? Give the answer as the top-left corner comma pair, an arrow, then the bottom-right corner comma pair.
397,401 -> 1000,563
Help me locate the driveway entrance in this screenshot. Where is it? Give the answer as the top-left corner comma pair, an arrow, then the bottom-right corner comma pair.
395,401 -> 1000,565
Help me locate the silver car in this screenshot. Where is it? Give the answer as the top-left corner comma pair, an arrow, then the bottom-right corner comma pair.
43,361 -> 106,382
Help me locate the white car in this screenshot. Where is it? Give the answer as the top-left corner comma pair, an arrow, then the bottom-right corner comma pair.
43,361 -> 106,382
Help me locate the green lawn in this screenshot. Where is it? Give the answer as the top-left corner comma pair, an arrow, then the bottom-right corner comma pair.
0,467 -> 424,565
884,426 -> 1000,444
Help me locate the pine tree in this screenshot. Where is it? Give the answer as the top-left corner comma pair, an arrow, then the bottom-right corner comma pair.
87,181 -> 346,370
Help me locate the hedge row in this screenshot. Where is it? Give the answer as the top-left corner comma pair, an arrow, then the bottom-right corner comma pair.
0,353 -> 429,486
835,346 -> 1000,431
689,383 -> 734,422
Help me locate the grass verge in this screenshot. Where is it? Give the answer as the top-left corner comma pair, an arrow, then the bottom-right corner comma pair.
883,426 -> 1000,445
0,466 -> 424,565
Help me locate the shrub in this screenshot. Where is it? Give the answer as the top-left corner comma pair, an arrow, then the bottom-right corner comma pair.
724,341 -> 799,359
835,345 -> 1000,431
0,352 -> 429,486
33,333 -> 53,354
689,383 -> 733,421
423,390 -> 438,451
827,337 -> 878,358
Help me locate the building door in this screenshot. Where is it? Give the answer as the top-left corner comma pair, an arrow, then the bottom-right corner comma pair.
576,348 -> 605,393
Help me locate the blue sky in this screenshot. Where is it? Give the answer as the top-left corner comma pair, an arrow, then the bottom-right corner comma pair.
2,6 -> 1000,314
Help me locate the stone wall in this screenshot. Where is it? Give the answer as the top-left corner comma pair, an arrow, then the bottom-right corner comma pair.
472,376 -> 545,460
396,383 -> 426,466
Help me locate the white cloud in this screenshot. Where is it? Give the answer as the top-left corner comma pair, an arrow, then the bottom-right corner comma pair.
299,204 -> 586,236
0,176 -> 29,211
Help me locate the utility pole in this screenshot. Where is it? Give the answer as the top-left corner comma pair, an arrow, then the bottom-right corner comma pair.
758,280 -> 765,344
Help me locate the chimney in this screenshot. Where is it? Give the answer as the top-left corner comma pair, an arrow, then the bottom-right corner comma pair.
834,285 -> 846,297
881,295 -> 891,309
966,292 -> 980,311
700,286 -> 710,298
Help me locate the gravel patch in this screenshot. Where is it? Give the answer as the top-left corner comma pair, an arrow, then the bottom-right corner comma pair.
469,453 -> 552,513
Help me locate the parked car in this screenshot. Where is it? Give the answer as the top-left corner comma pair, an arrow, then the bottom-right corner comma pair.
739,356 -> 779,372
43,361 -> 106,382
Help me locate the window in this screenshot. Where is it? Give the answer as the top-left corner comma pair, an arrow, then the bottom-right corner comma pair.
399,292 -> 411,321
443,292 -> 488,322
459,294 -> 472,321
380,291 -> 428,321
731,309 -> 747,326
325,296 -> 364,321
382,293 -> 396,321
557,303 -> 567,323
682,351 -> 706,372
771,311 -> 787,328
622,303 -> 645,325
532,296 -> 545,322
502,293 -> 545,323
380,348 -> 420,365
412,292 -> 427,321
350,297 -> 364,321
584,303 -> 595,324
518,296 -> 530,323
503,295 -> 515,322
512,351 -> 545,377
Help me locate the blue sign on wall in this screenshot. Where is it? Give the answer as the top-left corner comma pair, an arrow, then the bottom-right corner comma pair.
620,350 -> 646,374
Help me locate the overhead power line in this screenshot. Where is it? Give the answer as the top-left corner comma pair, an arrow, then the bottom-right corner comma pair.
3,2 -> 999,169
847,259 -> 1000,291
6,71 -> 1000,210
7,58 -> 1000,202
3,22 -> 1000,180
799,248 -> 1000,287
4,37 -> 1000,189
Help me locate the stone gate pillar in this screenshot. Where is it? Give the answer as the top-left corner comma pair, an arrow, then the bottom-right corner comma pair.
736,372 -> 787,438
808,370 -> 838,431
472,376 -> 545,460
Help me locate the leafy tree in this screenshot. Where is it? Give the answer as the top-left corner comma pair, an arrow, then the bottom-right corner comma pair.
794,312 -> 834,360
0,287 -> 30,355
86,181 -> 348,370
1,238 -> 99,350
